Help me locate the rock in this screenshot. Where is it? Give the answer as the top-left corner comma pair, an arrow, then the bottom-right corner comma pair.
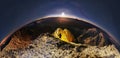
2,30 -> 32,51
77,28 -> 111,47
0,33 -> 120,58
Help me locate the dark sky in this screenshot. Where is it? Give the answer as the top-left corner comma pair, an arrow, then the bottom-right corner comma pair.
0,0 -> 120,42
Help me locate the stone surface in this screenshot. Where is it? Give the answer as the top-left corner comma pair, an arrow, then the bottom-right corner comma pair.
77,28 -> 111,47
0,34 -> 120,58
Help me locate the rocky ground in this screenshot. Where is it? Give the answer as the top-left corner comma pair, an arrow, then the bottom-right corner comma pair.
0,33 -> 120,58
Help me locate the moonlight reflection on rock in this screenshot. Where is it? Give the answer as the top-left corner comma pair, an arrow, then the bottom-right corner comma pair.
0,17 -> 120,58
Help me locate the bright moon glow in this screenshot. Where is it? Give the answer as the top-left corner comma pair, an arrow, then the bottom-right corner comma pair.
45,12 -> 79,19
61,12 -> 65,16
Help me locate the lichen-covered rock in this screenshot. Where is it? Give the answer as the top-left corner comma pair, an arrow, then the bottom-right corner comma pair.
0,33 -> 120,58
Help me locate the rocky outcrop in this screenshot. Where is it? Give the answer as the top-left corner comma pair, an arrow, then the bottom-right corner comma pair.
0,34 -> 119,58
2,29 -> 32,51
77,28 -> 111,47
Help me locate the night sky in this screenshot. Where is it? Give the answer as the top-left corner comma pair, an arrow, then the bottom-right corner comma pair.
0,0 -> 120,42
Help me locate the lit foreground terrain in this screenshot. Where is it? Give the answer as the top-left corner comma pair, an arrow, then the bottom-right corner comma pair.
0,17 -> 120,58
0,33 -> 120,58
